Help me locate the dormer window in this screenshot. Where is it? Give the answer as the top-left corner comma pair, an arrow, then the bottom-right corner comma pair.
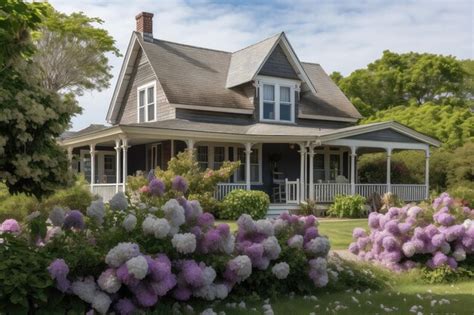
258,77 -> 298,123
137,81 -> 156,123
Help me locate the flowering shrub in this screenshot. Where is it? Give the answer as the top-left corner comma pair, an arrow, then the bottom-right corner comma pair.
0,176 -> 332,313
220,189 -> 270,220
328,194 -> 367,218
349,193 -> 474,272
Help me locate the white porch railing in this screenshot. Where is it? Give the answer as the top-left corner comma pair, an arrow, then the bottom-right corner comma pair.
355,184 -> 388,198
285,179 -> 300,204
92,184 -> 124,203
392,184 -> 426,201
313,183 -> 351,203
214,183 -> 247,201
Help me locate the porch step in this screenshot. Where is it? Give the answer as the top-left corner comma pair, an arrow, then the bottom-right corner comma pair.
266,203 -> 300,218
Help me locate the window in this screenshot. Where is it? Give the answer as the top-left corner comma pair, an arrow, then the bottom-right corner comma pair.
146,143 -> 163,171
236,148 -> 260,182
103,155 -> 116,183
329,154 -> 341,181
197,146 -> 208,170
314,154 -> 325,182
213,146 -> 225,169
259,78 -> 297,123
137,82 -> 156,123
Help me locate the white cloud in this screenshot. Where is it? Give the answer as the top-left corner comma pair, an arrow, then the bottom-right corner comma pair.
48,0 -> 473,130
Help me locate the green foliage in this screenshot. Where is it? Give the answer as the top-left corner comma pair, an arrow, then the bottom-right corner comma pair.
32,5 -> 121,94
220,189 -> 270,220
445,142 -> 474,189
449,186 -> 474,207
328,194 -> 367,218
0,1 -> 81,198
333,50 -> 470,111
357,152 -> 420,184
188,192 -> 222,215
361,103 -> 473,148
298,199 -> 319,216
0,234 -> 54,313
0,189 -> 38,221
420,265 -> 474,284
129,151 -> 239,208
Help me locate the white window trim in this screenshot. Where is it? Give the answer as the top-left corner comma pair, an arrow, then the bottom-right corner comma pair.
137,81 -> 157,123
192,142 -> 263,185
80,149 -> 116,184
256,76 -> 299,124
145,142 -> 164,171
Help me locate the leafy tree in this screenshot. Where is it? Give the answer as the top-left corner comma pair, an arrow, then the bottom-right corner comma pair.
446,142 -> 474,189
332,50 -> 470,111
0,1 -> 81,198
32,6 -> 121,94
361,102 -> 474,148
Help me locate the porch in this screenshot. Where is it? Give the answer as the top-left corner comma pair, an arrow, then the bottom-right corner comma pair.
60,121 -> 439,209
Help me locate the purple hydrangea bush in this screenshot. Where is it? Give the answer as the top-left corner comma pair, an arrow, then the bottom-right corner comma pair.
1,175 -> 333,314
349,193 -> 474,271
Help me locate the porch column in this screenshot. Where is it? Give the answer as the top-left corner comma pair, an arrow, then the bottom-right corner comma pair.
89,144 -> 96,192
350,146 -> 357,195
425,148 -> 430,199
244,142 -> 253,191
308,144 -> 315,201
114,138 -> 122,193
298,143 -> 306,202
386,148 -> 392,193
121,138 -> 128,189
186,139 -> 195,157
67,147 -> 74,170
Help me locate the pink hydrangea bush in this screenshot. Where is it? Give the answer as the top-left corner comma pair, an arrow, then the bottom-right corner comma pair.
349,193 -> 474,271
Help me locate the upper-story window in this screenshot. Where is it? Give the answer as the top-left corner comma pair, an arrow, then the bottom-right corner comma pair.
258,77 -> 298,123
137,81 -> 156,123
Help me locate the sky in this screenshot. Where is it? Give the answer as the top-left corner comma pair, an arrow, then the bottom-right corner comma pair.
48,0 -> 474,131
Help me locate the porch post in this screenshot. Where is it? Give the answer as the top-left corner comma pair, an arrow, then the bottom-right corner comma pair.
121,138 -> 128,189
350,146 -> 357,195
67,147 -> 74,170
308,144 -> 315,201
89,144 -> 96,192
114,138 -> 122,193
425,148 -> 430,199
186,139 -> 195,157
386,148 -> 392,193
298,143 -> 306,202
244,142 -> 253,191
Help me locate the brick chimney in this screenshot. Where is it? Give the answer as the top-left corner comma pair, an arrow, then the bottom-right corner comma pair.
135,12 -> 154,40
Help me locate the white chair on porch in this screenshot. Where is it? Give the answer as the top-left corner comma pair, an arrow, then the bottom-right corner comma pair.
272,171 -> 286,203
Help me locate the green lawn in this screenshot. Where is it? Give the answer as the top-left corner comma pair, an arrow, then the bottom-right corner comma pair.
318,218 -> 368,250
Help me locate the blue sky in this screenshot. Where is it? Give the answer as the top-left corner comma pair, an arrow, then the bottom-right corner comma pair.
48,0 -> 473,131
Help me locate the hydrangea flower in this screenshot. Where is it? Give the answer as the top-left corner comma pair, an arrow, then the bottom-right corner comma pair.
122,214 -> 137,232
71,277 -> 97,303
105,242 -> 140,267
109,192 -> 128,211
126,255 -> 149,280
272,262 -> 290,279
87,199 -> 105,224
171,175 -> 188,193
224,255 -> 252,284
49,206 -> 65,227
305,237 -> 330,257
149,178 -> 165,196
147,169 -> 156,182
63,210 -> 85,230
0,219 -> 21,233
92,291 -> 112,314
98,268 -> 121,293
171,233 -> 196,254
288,235 -> 304,248
47,259 -> 71,293
115,298 -> 136,315
162,199 -> 186,227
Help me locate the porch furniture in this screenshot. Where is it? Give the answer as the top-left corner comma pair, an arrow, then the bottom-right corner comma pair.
272,171 -> 286,203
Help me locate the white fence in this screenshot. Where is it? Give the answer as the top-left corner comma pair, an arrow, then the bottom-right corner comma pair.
92,184 -> 124,203
214,183 -> 247,200
285,179 -> 300,204
313,183 -> 351,203
392,184 -> 426,201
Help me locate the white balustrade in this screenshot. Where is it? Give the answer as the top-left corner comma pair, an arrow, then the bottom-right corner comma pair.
92,184 -> 124,202
391,184 -> 427,201
313,183 -> 351,202
285,178 -> 300,204
355,184 -> 388,199
214,183 -> 247,201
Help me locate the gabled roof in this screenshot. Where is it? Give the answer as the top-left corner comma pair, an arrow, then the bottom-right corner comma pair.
106,31 -> 360,124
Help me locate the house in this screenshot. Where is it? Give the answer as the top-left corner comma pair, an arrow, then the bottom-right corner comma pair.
59,12 -> 440,212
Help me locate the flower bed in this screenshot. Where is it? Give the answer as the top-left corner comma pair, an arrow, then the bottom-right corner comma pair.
349,193 -> 474,271
0,176 -> 332,314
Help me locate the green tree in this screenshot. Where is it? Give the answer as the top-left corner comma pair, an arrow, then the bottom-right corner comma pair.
0,1 -> 81,198
32,6 -> 121,94
335,50 -> 470,111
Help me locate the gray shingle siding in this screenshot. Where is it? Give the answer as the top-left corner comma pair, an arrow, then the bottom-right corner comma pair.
175,109 -> 255,125
258,44 -> 299,80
